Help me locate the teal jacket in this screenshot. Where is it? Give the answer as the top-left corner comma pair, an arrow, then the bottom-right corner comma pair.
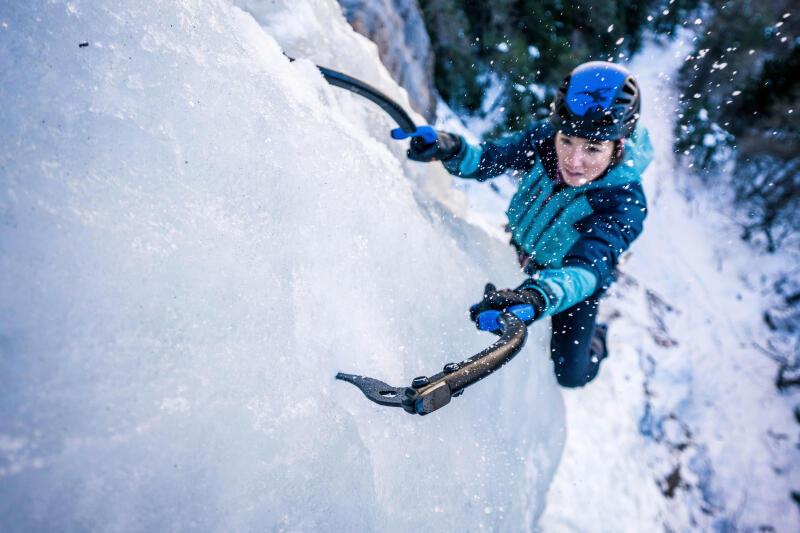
443,120 -> 653,316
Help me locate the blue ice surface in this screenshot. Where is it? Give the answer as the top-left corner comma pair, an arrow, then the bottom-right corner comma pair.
0,1 -> 565,530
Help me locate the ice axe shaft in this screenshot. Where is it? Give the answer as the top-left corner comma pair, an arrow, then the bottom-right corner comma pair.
286,56 -> 438,144
336,312 -> 528,415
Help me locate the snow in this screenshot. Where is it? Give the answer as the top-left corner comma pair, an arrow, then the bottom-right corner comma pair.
453,34 -> 799,532
529,83 -> 547,101
455,72 -> 509,139
0,0 -> 563,531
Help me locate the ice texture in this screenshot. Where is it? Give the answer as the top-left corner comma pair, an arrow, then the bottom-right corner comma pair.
0,1 -> 563,531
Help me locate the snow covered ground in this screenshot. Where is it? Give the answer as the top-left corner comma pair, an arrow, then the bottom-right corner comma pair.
538,34 -> 799,532
452,34 -> 800,532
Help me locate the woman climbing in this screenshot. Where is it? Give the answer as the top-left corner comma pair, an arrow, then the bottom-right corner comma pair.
405,61 -> 653,388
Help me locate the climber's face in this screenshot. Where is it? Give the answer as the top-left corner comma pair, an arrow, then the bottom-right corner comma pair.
555,131 -> 615,186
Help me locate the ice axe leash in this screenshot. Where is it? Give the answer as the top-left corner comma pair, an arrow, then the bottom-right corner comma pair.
286,55 -> 438,144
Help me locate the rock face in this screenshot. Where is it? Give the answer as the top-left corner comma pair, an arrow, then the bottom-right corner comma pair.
338,0 -> 437,121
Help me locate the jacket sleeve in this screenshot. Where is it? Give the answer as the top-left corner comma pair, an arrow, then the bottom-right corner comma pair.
561,182 -> 648,292
441,125 -> 540,181
517,266 -> 599,317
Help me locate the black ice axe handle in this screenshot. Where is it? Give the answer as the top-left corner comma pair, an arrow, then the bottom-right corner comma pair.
315,65 -> 418,133
286,55 -> 439,144
336,312 -> 528,415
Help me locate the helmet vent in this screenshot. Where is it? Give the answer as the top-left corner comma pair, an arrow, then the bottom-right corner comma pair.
549,62 -> 641,139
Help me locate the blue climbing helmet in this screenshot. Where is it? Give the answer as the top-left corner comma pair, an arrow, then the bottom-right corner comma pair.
549,61 -> 641,140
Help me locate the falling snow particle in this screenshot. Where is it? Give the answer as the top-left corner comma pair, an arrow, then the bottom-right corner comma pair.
616,37 -> 624,45
694,18 -> 702,25
607,24 -> 614,32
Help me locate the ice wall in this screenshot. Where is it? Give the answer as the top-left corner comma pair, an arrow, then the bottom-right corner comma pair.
0,1 -> 563,530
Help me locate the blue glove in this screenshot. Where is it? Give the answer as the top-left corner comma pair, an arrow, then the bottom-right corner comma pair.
469,283 -> 548,333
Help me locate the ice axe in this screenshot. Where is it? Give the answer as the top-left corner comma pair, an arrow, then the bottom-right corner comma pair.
336,305 -> 534,415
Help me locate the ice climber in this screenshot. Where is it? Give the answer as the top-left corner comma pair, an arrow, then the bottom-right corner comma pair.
407,62 -> 652,388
